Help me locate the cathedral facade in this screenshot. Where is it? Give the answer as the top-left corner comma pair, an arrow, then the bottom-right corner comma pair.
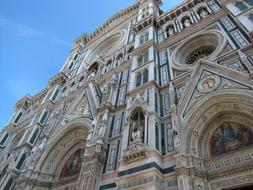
1,0 -> 253,189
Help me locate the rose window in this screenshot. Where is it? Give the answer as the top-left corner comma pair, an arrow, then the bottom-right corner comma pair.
171,30 -> 227,71
186,46 -> 215,65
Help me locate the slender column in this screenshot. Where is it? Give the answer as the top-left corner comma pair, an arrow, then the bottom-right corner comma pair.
144,114 -> 148,144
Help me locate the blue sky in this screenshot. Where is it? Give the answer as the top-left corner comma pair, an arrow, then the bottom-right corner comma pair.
0,0 -> 183,130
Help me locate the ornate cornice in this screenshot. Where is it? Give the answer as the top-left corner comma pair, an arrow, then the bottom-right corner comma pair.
74,3 -> 139,49
48,71 -> 68,87
157,10 -> 226,50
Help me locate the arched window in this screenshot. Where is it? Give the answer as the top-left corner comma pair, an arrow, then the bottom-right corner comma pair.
0,133 -> 9,146
39,110 -> 49,126
88,62 -> 99,75
3,176 -> 14,190
29,128 -> 40,144
73,53 -> 79,61
16,152 -> 26,170
68,62 -> 74,70
136,73 -> 142,87
51,88 -> 60,102
14,112 -> 23,124
143,69 -> 149,83
116,53 -> 123,61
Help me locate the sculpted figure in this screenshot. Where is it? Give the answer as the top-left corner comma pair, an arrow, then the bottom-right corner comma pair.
132,127 -> 143,141
131,121 -> 144,142
183,17 -> 191,28
110,74 -> 118,85
102,111 -> 109,124
167,27 -> 175,36
200,9 -> 208,18
29,138 -> 48,169
119,88 -> 126,105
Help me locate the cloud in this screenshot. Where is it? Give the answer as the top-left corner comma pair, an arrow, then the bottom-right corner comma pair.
0,15 -> 71,47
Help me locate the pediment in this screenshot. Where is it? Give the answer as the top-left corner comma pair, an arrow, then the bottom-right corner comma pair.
126,92 -> 150,119
177,60 -> 253,118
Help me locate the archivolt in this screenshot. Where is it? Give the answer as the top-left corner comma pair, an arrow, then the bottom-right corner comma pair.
35,117 -> 92,182
181,90 -> 253,157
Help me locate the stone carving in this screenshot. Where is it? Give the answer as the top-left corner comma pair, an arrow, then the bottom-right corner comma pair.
98,111 -> 109,138
123,140 -> 148,163
27,138 -> 48,169
197,75 -> 221,93
168,27 -> 175,36
100,83 -> 110,105
199,9 -> 208,18
131,122 -> 143,142
118,88 -> 126,105
110,74 -> 118,85
183,17 -> 191,28
87,69 -> 96,80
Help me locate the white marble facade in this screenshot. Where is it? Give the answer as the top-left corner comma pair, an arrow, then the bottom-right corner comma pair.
1,0 -> 253,190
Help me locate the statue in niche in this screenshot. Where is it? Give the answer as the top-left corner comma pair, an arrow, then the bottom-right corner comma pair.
131,111 -> 145,142
183,17 -> 191,28
119,88 -> 126,105
199,9 -> 208,18
99,111 -> 109,137
131,124 -> 143,141
167,26 -> 175,37
88,71 -> 96,79
87,63 -> 98,80
101,83 -> 110,105
102,111 -> 109,124
110,74 -> 118,85
101,75 -> 117,105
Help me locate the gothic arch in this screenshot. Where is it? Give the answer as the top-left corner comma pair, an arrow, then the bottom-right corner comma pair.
6,129 -> 25,152
54,144 -> 83,181
181,90 -> 253,157
35,117 -> 92,182
86,31 -> 125,64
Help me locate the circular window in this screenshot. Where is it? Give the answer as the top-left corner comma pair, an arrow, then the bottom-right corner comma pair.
186,46 -> 215,65
171,30 -> 227,71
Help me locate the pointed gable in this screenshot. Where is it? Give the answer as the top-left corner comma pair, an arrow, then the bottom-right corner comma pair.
177,60 -> 253,118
